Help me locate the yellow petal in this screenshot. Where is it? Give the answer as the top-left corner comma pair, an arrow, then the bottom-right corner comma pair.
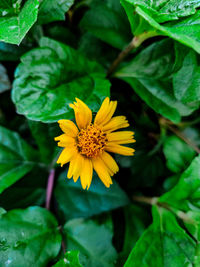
73,155 -> 84,182
67,158 -> 76,179
54,134 -> 75,147
69,98 -> 92,129
100,151 -> 119,176
94,97 -> 109,125
107,131 -> 136,145
94,97 -> 117,126
67,153 -> 83,182
105,144 -> 135,156
92,157 -> 113,188
102,116 -> 129,132
57,147 -> 76,167
58,120 -> 78,137
80,158 -> 93,190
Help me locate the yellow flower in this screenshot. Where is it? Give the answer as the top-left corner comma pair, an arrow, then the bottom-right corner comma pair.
55,97 -> 135,189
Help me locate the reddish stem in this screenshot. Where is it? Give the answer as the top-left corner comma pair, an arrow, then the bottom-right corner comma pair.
45,169 -> 55,210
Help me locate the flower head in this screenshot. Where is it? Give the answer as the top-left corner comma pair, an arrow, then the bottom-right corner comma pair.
55,97 -> 135,189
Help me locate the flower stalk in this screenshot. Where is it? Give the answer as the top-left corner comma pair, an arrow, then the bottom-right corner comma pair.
45,169 -> 55,210
107,31 -> 158,77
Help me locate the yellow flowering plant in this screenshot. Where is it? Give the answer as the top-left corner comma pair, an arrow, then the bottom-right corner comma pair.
1,0 -> 200,266
55,97 -> 135,189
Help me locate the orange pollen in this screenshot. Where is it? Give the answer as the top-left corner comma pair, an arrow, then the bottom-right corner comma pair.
77,124 -> 108,158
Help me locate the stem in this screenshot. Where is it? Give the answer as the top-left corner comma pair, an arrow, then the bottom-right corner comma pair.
132,195 -> 158,205
159,117 -> 200,154
167,124 -> 200,154
132,195 -> 194,223
45,169 -> 55,210
58,226 -> 66,254
61,240 -> 66,254
107,31 -> 157,77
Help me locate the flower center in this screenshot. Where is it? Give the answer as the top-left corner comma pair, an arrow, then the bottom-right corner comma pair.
77,124 -> 108,158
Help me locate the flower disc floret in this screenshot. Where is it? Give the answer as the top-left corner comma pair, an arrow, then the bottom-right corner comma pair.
77,124 -> 108,158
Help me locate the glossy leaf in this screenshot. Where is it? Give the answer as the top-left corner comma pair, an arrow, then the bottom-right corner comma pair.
115,39 -> 198,123
0,0 -> 39,45
55,171 -> 129,221
0,126 -> 40,194
0,206 -> 61,267
160,155 -> 200,211
163,135 -> 196,173
53,251 -> 82,267
64,219 -> 117,267
173,50 -> 200,103
0,0 -> 22,17
124,206 -> 199,267
184,211 -> 200,241
38,0 -> 74,24
137,7 -> 200,53
12,37 -> 110,123
121,0 -> 200,53
80,0 -> 132,49
121,0 -> 200,24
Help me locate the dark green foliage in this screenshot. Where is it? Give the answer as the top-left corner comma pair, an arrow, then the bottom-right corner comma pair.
0,125 -> 40,194
52,251 -> 83,267
80,0 -> 132,49
12,37 -> 110,123
64,219 -> 117,267
55,171 -> 129,221
38,0 -> 74,24
0,0 -> 39,45
0,0 -> 200,266
0,207 -> 61,266
124,206 -> 199,267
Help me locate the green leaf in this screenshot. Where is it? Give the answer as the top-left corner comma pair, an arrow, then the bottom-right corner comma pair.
137,6 -> 200,53
173,50 -> 200,103
0,0 -> 39,45
38,0 -> 74,24
12,37 -> 110,123
64,219 -> 117,267
124,206 -> 199,267
121,0 -> 200,53
0,125 -> 40,194
0,0 -> 22,17
183,211 -> 200,245
122,205 -> 151,260
160,155 -> 200,211
0,168 -> 47,210
163,135 -> 196,173
121,0 -> 200,24
115,39 -> 198,123
53,251 -> 83,267
80,0 -> 132,49
55,171 -> 129,221
120,0 -> 154,35
163,174 -> 180,191
0,206 -> 61,267
115,38 -> 174,79
0,64 -> 10,93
